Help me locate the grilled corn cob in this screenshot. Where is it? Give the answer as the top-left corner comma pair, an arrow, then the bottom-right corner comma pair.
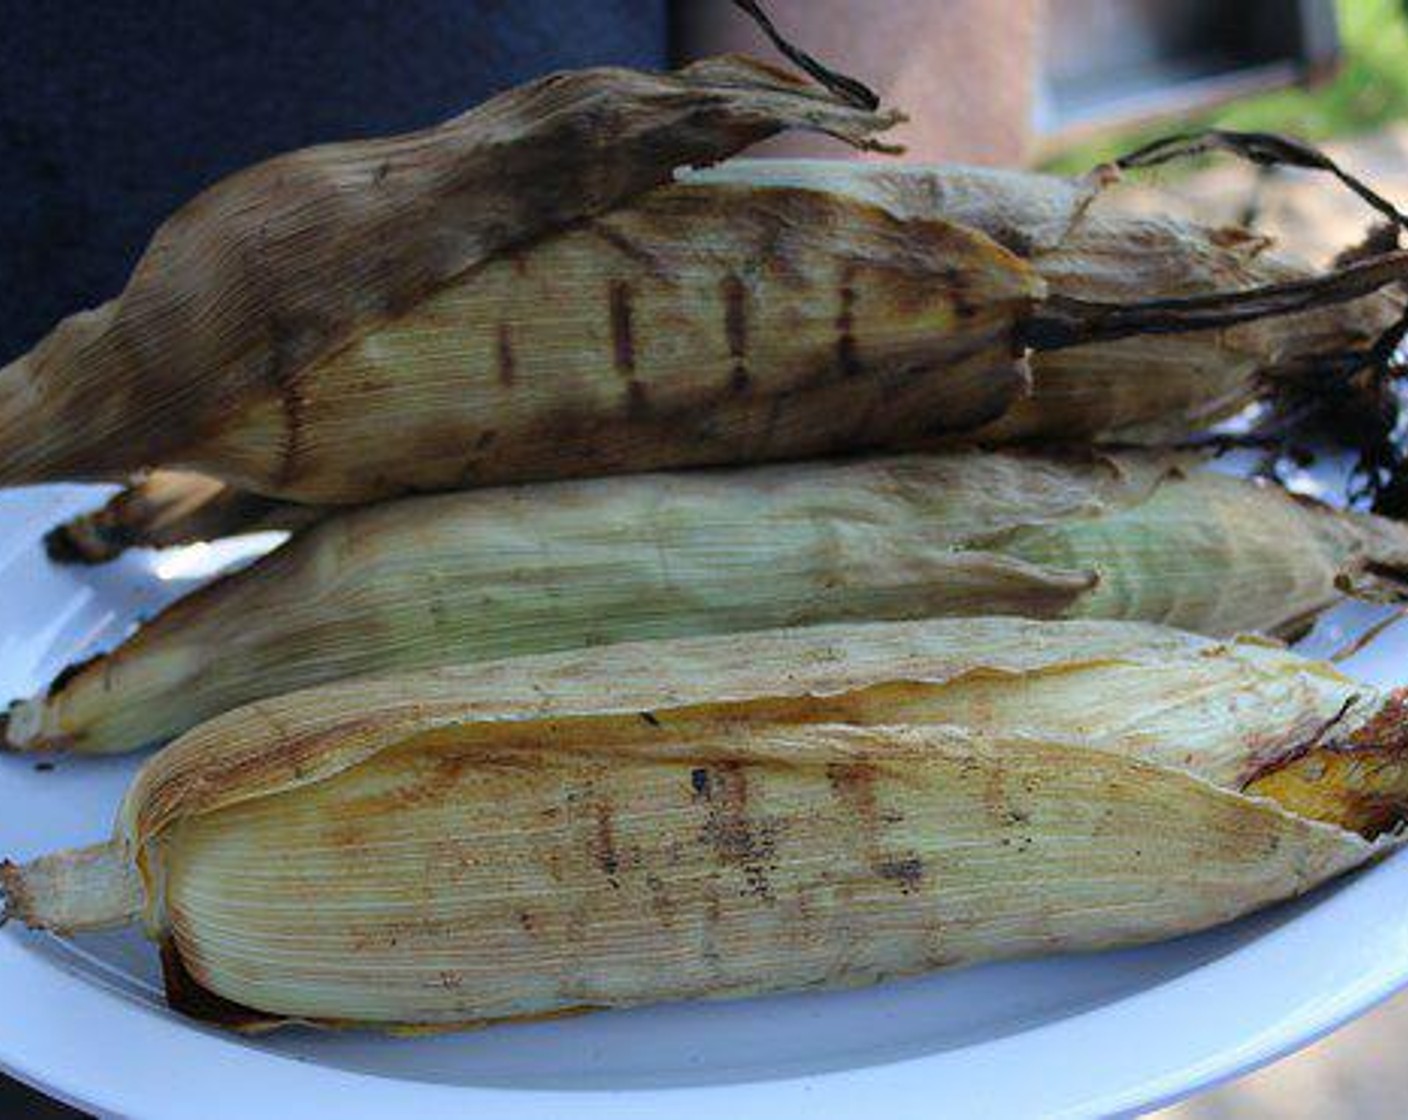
4,618 -> 1402,1031
4,77 -> 1404,504
8,451 -> 1406,756
0,55 -> 904,504
4,181 -> 1035,504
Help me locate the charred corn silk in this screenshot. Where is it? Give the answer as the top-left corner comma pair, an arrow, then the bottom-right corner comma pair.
4,619 -> 1403,1030
9,452 -> 1407,756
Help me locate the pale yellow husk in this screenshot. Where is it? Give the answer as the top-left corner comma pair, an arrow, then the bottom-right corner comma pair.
11,451 -> 1408,756
4,618 -> 1402,1030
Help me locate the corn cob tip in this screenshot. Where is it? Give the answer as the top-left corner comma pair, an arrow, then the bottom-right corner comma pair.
0,859 -> 30,931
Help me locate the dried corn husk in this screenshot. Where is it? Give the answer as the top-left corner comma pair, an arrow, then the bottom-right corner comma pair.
6,82 -> 1408,503
44,471 -> 320,564
0,56 -> 902,502
10,451 -> 1407,755
4,618 -> 1402,1030
179,183 -> 1037,503
686,159 -> 1405,443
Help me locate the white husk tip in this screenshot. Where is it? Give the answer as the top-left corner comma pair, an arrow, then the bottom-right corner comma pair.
0,700 -> 42,752
1,842 -> 143,934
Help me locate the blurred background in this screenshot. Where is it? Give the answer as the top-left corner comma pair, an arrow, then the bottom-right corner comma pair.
2,0 -> 1407,1115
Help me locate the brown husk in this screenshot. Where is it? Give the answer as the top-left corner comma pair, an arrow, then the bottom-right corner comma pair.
0,54 -> 901,488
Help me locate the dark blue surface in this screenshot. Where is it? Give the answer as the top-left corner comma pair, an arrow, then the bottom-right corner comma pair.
0,0 -> 668,362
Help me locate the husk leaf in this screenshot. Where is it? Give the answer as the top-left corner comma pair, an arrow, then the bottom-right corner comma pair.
11,452 -> 1408,755
44,471 -> 318,565
5,618 -> 1400,1029
0,57 -> 902,498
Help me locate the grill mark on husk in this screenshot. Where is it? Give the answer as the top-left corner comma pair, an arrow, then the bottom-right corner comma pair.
609,280 -> 649,416
495,322 -> 516,387
722,274 -> 751,392
836,266 -> 862,378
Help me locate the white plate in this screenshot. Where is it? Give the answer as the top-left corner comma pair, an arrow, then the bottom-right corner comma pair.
3,481 -> 1408,1120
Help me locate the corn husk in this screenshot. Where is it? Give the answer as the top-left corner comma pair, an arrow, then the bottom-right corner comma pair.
5,85 -> 1406,504
182,182 -> 1037,503
4,618 -> 1402,1030
0,56 -> 903,503
686,159 -> 1404,443
10,451 -> 1407,756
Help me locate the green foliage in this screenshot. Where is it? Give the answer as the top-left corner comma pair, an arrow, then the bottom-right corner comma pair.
1040,0 -> 1408,174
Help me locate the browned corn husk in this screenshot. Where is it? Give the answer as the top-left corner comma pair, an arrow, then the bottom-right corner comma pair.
686,160 -> 1404,443
44,471 -> 322,564
184,183 -> 1036,503
3,619 -> 1402,1031
3,179 -> 1032,505
10,450 -> 1408,756
10,88 -> 1408,504
0,55 -> 901,502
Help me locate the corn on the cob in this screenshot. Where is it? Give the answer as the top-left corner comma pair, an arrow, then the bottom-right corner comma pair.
3,179 -> 1035,505
4,618 -> 1401,1031
4,77 -> 1405,504
0,55 -> 903,504
687,159 -> 1404,443
44,470 -> 321,564
10,451 -> 1407,756
183,183 -> 1039,503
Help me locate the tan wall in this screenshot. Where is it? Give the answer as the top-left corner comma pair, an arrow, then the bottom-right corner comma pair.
673,0 -> 1040,165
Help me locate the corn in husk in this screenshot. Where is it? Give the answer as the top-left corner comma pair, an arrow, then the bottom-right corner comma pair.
9,450 -> 1408,756
5,181 -> 1035,505
2,67 -> 1403,504
687,159 -> 1404,443
4,618 -> 1404,1031
0,54 -> 907,504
